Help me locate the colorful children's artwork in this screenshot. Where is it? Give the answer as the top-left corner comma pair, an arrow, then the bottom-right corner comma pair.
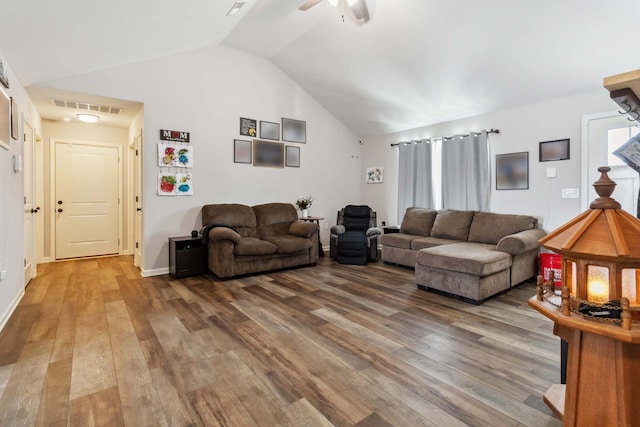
158,143 -> 193,168
157,172 -> 193,196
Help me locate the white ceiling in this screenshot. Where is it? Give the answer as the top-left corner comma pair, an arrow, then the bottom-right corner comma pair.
1,0 -> 640,135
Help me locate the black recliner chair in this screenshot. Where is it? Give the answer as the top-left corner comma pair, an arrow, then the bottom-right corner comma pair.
330,205 -> 381,264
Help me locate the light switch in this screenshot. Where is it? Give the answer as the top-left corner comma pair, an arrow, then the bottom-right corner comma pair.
546,167 -> 557,178
562,188 -> 580,199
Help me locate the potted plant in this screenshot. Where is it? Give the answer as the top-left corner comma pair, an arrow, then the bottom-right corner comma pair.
295,195 -> 314,217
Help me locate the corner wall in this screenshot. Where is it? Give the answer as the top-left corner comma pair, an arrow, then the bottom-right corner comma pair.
360,89 -> 615,232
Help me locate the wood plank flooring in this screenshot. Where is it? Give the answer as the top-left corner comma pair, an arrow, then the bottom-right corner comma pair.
0,256 -> 562,426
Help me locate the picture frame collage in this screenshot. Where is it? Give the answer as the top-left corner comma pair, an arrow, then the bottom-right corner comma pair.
235,117 -> 305,168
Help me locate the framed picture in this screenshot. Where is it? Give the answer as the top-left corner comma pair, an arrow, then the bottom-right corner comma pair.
282,117 -> 306,143
260,121 -> 280,140
239,117 -> 257,137
234,139 -> 252,164
285,145 -> 300,167
253,139 -> 284,168
496,152 -> 529,190
0,87 -> 10,150
0,59 -> 8,89
10,97 -> 17,140
539,138 -> 570,162
365,166 -> 384,183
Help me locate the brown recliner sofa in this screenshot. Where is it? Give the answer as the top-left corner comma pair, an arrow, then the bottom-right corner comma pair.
201,202 -> 318,278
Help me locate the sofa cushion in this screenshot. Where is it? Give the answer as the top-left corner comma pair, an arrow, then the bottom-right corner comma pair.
417,242 -> 512,276
468,212 -> 537,244
263,235 -> 313,254
410,236 -> 463,251
430,210 -> 475,241
253,203 -> 298,237
202,204 -> 257,238
400,208 -> 437,236
234,238 -> 277,256
380,233 -> 419,249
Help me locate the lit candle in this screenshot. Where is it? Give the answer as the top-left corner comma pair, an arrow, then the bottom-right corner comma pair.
587,265 -> 609,303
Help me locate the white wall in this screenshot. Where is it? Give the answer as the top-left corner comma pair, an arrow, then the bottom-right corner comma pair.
0,54 -> 42,330
361,89 -> 616,232
40,120 -> 130,259
41,45 -> 362,274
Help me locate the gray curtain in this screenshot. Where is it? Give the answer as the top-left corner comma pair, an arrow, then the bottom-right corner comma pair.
442,131 -> 489,211
397,140 -> 434,221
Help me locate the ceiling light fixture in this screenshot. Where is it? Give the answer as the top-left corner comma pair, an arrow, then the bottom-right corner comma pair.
227,0 -> 247,16
77,113 -> 100,123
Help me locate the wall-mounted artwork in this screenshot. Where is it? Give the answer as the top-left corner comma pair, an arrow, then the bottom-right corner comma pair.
175,173 -> 193,195
234,139 -> 252,164
158,143 -> 193,167
260,121 -> 280,140
0,59 -> 9,89
285,145 -> 300,167
10,97 -> 17,140
282,117 -> 306,143
158,172 -> 193,195
496,152 -> 529,190
0,87 -> 9,150
366,166 -> 384,183
160,129 -> 190,142
240,117 -> 257,137
253,139 -> 284,168
539,138 -> 570,162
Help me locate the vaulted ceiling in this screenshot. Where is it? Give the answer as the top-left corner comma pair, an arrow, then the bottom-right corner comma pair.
1,0 -> 640,136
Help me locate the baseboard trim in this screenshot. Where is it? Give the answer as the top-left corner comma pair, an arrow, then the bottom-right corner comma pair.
0,288 -> 25,333
141,267 -> 169,277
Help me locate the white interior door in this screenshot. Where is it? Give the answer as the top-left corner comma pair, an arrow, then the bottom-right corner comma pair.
55,141 -> 120,259
133,132 -> 143,268
585,114 -> 639,216
23,121 -> 36,286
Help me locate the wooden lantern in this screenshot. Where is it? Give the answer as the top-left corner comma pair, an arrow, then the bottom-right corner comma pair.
529,167 -> 640,426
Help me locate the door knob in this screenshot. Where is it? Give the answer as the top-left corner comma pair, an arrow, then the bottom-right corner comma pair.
31,208 -> 38,213
136,208 -> 142,212
57,200 -> 63,205
57,208 -> 63,213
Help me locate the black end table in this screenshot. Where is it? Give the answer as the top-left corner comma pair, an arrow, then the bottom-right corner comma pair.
169,236 -> 207,278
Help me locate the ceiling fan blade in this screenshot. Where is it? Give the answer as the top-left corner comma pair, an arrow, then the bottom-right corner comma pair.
348,0 -> 369,22
299,0 -> 323,11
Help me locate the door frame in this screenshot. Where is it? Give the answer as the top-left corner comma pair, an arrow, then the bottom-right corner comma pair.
49,138 -> 124,260
23,118 -> 36,285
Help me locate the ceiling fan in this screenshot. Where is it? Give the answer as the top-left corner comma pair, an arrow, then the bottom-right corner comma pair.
299,0 -> 370,24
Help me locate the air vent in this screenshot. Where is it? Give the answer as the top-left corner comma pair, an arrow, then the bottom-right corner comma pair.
51,98 -> 122,115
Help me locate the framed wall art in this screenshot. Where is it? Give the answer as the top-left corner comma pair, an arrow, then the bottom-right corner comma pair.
282,117 -> 306,143
253,139 -> 284,168
0,87 -> 10,150
365,166 -> 384,183
285,145 -> 300,167
0,59 -> 8,89
234,139 -> 252,164
496,152 -> 529,190
260,120 -> 280,140
10,97 -> 17,140
539,138 -> 570,162
239,117 -> 257,137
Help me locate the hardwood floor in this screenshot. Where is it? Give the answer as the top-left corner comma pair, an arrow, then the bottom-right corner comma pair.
0,256 -> 561,426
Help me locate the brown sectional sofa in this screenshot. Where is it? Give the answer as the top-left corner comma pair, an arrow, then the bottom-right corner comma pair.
201,203 -> 318,278
381,208 -> 546,303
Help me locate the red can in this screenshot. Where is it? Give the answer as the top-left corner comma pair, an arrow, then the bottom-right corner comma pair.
540,253 -> 562,288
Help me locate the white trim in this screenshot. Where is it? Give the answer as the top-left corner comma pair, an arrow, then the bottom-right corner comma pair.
141,267 -> 169,277
0,289 -> 25,333
49,138 -> 124,260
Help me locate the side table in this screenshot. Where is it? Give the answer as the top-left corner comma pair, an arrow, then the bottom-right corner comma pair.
169,236 -> 208,278
300,216 -> 325,257
383,225 -> 400,234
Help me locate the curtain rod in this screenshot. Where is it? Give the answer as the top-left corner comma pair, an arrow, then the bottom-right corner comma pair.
390,128 -> 500,147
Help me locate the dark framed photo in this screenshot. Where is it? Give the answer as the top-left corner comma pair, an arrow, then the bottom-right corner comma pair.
259,121 -> 280,140
539,138 -> 570,162
239,117 -> 257,137
285,145 -> 300,167
234,139 -> 252,164
496,152 -> 529,190
0,87 -> 9,150
282,117 -> 306,143
10,97 -> 17,140
253,139 -> 284,168
0,59 -> 8,89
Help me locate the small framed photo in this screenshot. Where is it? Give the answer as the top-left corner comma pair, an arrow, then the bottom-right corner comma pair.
0,59 -> 8,89
496,152 -> 529,190
234,139 -> 252,164
239,117 -> 257,137
285,145 -> 300,167
260,120 -> 280,140
539,138 -> 570,162
365,166 -> 384,183
10,97 -> 17,140
253,139 -> 284,168
0,87 -> 10,150
282,117 -> 306,143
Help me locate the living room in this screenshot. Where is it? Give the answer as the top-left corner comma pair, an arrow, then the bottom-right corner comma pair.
1,1 -> 640,425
